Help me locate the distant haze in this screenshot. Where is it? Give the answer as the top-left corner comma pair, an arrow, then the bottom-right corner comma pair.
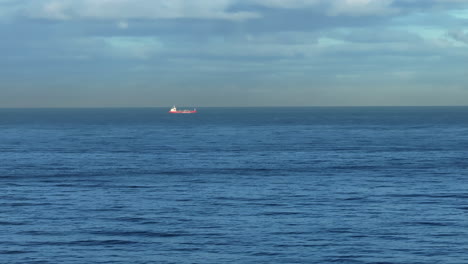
1,0 -> 468,107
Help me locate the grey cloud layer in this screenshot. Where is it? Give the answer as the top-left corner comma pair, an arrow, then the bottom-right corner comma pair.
1,0 -> 468,21
1,0 -> 468,106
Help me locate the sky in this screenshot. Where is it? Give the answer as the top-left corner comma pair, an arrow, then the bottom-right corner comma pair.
1,0 -> 468,107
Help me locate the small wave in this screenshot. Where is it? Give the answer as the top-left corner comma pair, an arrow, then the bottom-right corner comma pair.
388,193 -> 468,199
251,251 -> 282,256
88,230 -> 189,238
0,202 -> 53,207
73,239 -> 137,246
327,256 -> 365,263
17,231 -> 67,236
0,250 -> 34,255
404,221 -> 450,227
0,221 -> 29,226
260,211 -> 302,216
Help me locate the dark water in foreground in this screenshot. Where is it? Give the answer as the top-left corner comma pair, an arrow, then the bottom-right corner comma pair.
1,107 -> 468,264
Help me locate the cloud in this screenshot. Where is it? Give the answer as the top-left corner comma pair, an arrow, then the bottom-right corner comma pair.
0,0 -> 25,20
3,0 -> 468,107
248,0 -> 468,17
72,36 -> 165,60
2,0 -> 468,23
328,0 -> 397,16
247,0 -> 397,16
105,37 -> 163,59
447,30 -> 468,44
249,0 -> 322,9
26,0 -> 260,21
117,21 -> 128,29
326,28 -> 423,43
40,1 -> 70,20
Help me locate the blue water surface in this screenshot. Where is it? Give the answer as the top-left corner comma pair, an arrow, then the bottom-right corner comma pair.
1,107 -> 468,264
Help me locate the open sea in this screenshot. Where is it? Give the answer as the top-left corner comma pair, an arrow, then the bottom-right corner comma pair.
1,107 -> 468,264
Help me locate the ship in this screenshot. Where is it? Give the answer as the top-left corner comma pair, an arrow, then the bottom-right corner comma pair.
168,105 -> 197,114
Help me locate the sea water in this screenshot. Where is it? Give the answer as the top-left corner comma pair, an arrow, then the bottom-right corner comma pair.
1,107 -> 467,264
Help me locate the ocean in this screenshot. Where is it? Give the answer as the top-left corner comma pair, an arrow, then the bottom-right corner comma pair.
1,107 -> 467,264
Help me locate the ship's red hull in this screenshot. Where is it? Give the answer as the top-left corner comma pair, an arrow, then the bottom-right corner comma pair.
169,110 -> 197,114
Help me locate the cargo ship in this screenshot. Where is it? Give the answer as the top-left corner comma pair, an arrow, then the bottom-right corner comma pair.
168,106 -> 197,114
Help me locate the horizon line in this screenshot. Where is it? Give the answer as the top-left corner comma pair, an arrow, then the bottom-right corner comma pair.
1,105 -> 468,109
